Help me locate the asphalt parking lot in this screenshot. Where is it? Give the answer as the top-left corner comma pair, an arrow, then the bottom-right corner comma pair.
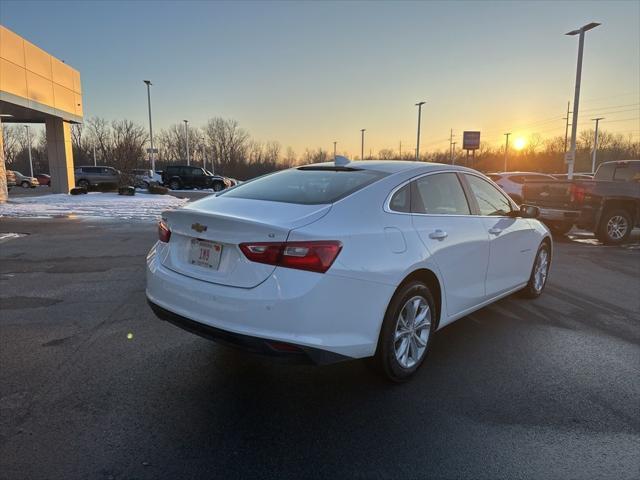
0,218 -> 639,480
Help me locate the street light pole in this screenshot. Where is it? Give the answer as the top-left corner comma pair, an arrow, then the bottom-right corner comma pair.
143,80 -> 155,173
451,142 -> 457,165
591,117 -> 604,173
360,129 -> 366,160
504,132 -> 511,172
415,101 -> 426,161
24,125 -> 33,177
333,141 -> 337,160
183,120 -> 190,165
566,22 -> 600,180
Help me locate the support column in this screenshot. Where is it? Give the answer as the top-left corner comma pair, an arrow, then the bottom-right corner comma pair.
0,119 -> 7,203
46,118 -> 75,193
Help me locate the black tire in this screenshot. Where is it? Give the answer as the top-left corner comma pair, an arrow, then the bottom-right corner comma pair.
373,281 -> 436,382
212,181 -> 225,192
21,181 -> 30,188
520,242 -> 551,299
597,209 -> 633,245
77,179 -> 90,189
169,179 -> 181,190
546,221 -> 573,236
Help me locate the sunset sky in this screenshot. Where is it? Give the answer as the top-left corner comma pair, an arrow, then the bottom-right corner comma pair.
1,0 -> 638,157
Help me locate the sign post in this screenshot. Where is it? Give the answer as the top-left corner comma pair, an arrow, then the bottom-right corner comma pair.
462,131 -> 481,169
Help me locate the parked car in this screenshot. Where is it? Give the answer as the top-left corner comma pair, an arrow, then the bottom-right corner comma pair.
551,172 -> 594,180
162,165 -> 227,191
523,160 -> 640,243
487,172 -> 558,204
13,171 -> 39,188
147,161 -> 551,381
35,173 -> 51,186
131,169 -> 162,189
6,170 -> 16,190
74,166 -> 120,188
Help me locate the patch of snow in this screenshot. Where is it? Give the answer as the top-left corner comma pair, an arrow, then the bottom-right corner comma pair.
0,192 -> 188,221
0,233 -> 28,243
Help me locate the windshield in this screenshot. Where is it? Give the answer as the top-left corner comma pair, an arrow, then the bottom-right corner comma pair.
219,167 -> 387,204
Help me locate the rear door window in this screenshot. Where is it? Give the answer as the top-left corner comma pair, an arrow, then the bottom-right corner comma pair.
221,167 -> 387,205
411,173 -> 470,215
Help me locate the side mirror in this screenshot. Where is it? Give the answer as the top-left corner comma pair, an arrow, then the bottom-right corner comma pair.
519,204 -> 540,219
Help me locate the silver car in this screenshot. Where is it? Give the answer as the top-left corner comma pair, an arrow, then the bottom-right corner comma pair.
487,172 -> 557,204
13,171 -> 38,188
74,166 -> 120,188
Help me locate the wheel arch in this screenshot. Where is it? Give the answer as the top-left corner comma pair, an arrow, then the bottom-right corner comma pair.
395,268 -> 443,331
601,199 -> 638,225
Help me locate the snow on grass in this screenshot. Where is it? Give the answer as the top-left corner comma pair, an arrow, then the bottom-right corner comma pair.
0,192 -> 189,221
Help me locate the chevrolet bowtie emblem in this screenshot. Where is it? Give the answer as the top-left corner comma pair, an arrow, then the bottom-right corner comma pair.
191,223 -> 208,233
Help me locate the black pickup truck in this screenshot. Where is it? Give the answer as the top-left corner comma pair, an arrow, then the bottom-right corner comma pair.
523,160 -> 640,244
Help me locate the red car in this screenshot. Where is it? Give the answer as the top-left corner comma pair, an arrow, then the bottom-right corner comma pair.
35,173 -> 51,186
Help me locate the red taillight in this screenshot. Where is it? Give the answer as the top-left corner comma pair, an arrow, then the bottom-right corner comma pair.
239,241 -> 342,273
570,184 -> 586,203
158,220 -> 171,243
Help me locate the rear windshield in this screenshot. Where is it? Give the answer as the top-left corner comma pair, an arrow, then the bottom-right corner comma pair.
220,168 -> 387,205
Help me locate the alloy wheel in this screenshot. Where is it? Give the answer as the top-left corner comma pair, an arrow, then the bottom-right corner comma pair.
606,215 -> 628,241
533,248 -> 549,292
394,296 -> 431,369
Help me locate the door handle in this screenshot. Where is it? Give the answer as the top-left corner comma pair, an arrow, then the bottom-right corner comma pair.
429,229 -> 448,240
489,227 -> 503,235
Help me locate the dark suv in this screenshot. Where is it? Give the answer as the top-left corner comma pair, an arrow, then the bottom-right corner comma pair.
162,165 -> 226,191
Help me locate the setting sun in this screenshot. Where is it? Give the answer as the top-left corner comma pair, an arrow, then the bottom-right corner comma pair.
513,137 -> 527,150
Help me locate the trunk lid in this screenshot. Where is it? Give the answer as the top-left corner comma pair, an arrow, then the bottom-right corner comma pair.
161,197 -> 331,288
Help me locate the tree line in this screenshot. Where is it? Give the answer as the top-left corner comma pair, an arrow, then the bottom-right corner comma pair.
2,116 -> 638,179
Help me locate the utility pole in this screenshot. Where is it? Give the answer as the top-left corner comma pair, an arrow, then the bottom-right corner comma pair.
563,101 -> 572,154
399,141 -> 402,159
360,129 -> 365,160
143,80 -> 155,173
451,142 -> 457,165
503,132 -> 511,172
566,22 -> 601,180
415,101 -> 426,161
333,141 -> 337,160
591,117 -> 604,173
201,136 -> 207,171
183,120 -> 190,165
24,125 -> 33,177
93,144 -> 97,166
449,128 -> 455,164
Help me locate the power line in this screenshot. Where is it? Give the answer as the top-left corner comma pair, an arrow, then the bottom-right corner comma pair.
581,91 -> 640,104
602,116 -> 640,124
578,102 -> 639,114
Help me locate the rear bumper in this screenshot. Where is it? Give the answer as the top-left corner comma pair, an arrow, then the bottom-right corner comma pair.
146,242 -> 395,361
148,300 -> 347,364
538,208 -> 581,223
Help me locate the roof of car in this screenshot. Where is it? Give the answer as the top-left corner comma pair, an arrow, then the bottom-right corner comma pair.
489,171 -> 556,176
304,160 -> 474,174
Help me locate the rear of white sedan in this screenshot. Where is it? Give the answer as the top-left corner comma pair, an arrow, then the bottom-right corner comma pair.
147,161 -> 552,381
146,166 -> 399,364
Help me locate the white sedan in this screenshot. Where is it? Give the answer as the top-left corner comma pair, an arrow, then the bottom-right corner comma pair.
146,161 -> 551,381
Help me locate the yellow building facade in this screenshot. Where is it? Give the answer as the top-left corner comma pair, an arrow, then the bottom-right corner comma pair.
0,25 -> 83,199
